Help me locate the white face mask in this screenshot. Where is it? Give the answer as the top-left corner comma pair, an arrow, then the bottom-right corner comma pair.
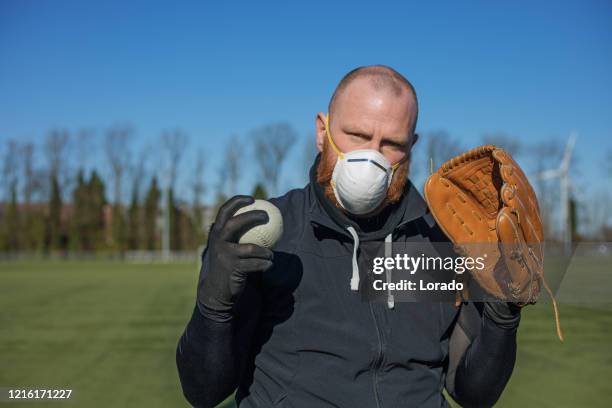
325,115 -> 401,215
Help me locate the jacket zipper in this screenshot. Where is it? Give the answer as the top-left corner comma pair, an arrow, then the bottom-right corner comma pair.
369,302 -> 385,408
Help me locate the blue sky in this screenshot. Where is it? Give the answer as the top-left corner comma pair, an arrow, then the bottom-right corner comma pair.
0,0 -> 611,202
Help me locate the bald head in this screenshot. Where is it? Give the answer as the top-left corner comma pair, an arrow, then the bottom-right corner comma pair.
328,65 -> 418,129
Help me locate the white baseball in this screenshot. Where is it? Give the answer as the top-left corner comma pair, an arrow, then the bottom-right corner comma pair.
234,200 -> 283,248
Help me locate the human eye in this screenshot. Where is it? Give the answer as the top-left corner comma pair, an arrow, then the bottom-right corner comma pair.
348,133 -> 371,143
383,140 -> 406,151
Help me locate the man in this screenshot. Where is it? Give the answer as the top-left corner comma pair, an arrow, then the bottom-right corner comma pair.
177,65 -> 520,407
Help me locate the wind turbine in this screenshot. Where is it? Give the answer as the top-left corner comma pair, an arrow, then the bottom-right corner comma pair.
536,132 -> 577,253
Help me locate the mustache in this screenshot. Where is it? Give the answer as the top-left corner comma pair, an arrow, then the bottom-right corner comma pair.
316,139 -> 410,214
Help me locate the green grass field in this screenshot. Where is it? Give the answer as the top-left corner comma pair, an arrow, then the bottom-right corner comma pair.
1,259 -> 610,407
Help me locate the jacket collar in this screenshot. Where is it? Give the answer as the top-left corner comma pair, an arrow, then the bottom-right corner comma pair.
307,154 -> 428,241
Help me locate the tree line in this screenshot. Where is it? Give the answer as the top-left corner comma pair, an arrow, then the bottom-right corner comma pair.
0,123 -> 302,253
1,125 -> 610,254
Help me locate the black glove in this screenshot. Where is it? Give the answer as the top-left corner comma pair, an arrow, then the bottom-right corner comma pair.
197,195 -> 274,321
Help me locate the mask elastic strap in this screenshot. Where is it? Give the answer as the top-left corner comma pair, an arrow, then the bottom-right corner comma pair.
325,114 -> 344,160
390,155 -> 408,172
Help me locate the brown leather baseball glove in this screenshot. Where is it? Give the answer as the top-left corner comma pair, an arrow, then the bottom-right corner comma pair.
424,145 -> 563,340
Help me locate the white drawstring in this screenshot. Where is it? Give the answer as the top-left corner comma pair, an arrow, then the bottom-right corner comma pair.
346,226 -> 360,291
385,233 -> 395,309
345,226 -> 394,309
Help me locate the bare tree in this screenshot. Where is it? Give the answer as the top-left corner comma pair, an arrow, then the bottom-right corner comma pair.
482,132 -> 522,157
252,123 -> 298,195
581,190 -> 611,239
104,125 -> 133,252
577,149 -> 612,239
125,145 -> 150,250
531,139 -> 564,176
105,124 -> 133,205
17,141 -> 47,206
44,130 -> 70,250
161,129 -> 189,191
20,142 -> 35,205
225,135 -> 241,196
75,128 -> 96,171
43,129 -> 73,202
159,129 -> 188,256
19,142 -> 48,203
45,129 -> 70,183
215,162 -> 228,203
302,134 -> 319,178
424,130 -> 463,172
191,148 -> 207,207
191,148 -> 207,241
531,139 -> 563,239
2,139 -> 20,201
129,145 -> 150,201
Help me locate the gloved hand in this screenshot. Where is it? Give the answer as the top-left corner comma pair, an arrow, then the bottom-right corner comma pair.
197,195 -> 274,321
483,302 -> 521,330
424,145 -> 543,305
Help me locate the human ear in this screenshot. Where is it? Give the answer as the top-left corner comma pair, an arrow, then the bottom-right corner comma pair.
315,112 -> 327,153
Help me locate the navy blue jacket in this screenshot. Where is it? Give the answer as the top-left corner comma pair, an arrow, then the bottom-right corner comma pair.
177,158 -> 518,408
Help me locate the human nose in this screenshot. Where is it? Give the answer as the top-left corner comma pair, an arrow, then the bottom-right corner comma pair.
365,139 -> 382,153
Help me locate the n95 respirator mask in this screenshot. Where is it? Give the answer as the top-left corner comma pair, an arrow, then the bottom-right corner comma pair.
325,115 -> 401,215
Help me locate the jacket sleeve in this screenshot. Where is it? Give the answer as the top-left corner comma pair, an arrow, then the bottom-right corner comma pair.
176,258 -> 262,408
445,302 -> 519,408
